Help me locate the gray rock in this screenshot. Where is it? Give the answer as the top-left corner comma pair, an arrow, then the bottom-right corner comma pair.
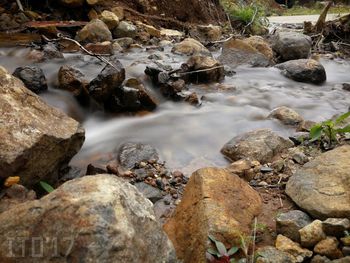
311,255 -> 331,263
0,175 -> 177,262
114,37 -> 134,48
221,129 -> 293,164
0,69 -> 85,187
272,31 -> 312,61
135,182 -> 163,203
322,218 -> 350,238
75,19 -> 112,43
275,59 -> 327,84
12,66 -> 48,93
117,142 -> 159,169
286,145 -> 350,219
276,210 -> 312,242
299,220 -> 326,248
113,21 -> 137,38
256,246 -> 294,263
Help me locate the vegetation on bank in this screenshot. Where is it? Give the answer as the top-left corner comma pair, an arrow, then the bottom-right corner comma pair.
282,4 -> 350,16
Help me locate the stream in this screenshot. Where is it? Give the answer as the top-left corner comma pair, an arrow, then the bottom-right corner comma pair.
1,45 -> 350,175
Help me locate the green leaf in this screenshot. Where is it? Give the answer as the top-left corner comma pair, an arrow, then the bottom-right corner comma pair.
227,246 -> 239,256
230,259 -> 237,263
309,124 -> 323,142
337,124 -> 350,134
335,112 -> 350,124
215,240 -> 227,256
39,181 -> 54,193
322,120 -> 334,127
207,248 -> 220,257
208,235 -> 217,243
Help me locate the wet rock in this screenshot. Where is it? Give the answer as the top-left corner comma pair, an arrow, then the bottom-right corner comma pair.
322,218 -> 350,238
117,142 -> 159,170
141,23 -> 161,38
244,36 -> 274,61
189,24 -> 222,42
85,164 -> 107,175
60,0 -> 84,7
311,255 -> 331,263
275,234 -> 313,262
343,83 -> 350,92
276,210 -> 312,243
12,66 -> 48,94
256,246 -> 295,263
218,38 -> 271,68
114,37 -> 134,49
272,31 -> 312,61
268,106 -> 304,126
85,41 -> 113,55
221,129 -> 293,164
42,43 -> 64,60
75,19 -> 112,43
0,184 -> 36,213
164,167 -> 262,263
0,175 -> 177,262
100,10 -> 119,30
276,59 -> 327,84
299,220 -> 327,248
59,166 -> 83,182
135,182 -> 163,203
113,21 -> 137,38
0,70 -> 85,187
286,145 -> 350,219
172,38 -> 210,56
182,55 -> 224,83
314,237 -> 343,259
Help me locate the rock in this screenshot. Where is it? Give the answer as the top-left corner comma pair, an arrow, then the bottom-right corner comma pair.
88,57 -> 125,107
86,0 -> 101,4
59,0 -> 83,6
314,237 -> 343,259
244,36 -> 274,61
117,142 -> 159,170
332,257 -> 350,263
341,236 -> 350,246
189,24 -> 222,42
171,38 -> 210,56
275,59 -> 327,84
114,37 -> 134,49
343,246 -> 350,256
0,70 -> 85,187
256,246 -> 295,263
100,10 -> 119,30
160,28 -> 184,38
135,182 -> 163,203
12,66 -> 48,94
164,167 -> 262,263
268,106 -> 304,126
286,145 -> 350,219
322,218 -> 350,238
226,159 -> 257,181
111,6 -> 124,20
75,19 -> 112,43
272,31 -> 312,61
343,83 -> 350,92
221,129 -> 293,164
275,234 -> 313,262
276,210 -> 312,243
142,24 -> 161,38
182,55 -> 224,83
85,41 -> 113,55
41,43 -> 64,61
299,220 -> 327,248
290,148 -> 309,165
0,175 -> 176,262
113,21 -> 137,38
311,255 -> 331,263
0,184 -> 36,213
218,38 -> 272,68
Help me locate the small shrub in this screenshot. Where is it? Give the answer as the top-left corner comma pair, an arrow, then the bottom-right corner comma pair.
206,235 -> 245,263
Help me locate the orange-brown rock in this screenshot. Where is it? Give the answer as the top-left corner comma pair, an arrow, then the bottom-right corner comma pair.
164,167 -> 262,263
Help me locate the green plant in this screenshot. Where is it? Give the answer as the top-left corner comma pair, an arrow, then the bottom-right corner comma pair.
309,112 -> 350,146
39,181 -> 54,193
206,235 -> 245,263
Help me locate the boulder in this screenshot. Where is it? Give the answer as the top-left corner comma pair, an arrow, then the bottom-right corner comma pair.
75,19 -> 112,43
299,220 -> 326,248
272,31 -> 312,61
0,69 -> 85,187
322,218 -> 350,238
286,145 -> 350,219
113,21 -> 137,38
218,38 -> 272,68
268,106 -> 304,126
164,167 -> 262,263
275,59 -> 327,84
172,38 -> 210,56
276,210 -> 312,243
0,175 -> 177,262
221,129 -> 293,164
12,66 -> 47,94
275,234 -> 313,262
256,246 -> 295,263
100,10 -> 119,30
244,36 -> 274,61
314,237 -> 343,259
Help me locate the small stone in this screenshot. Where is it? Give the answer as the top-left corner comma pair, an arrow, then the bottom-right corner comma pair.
299,220 -> 326,248
310,255 -> 331,263
275,234 -> 313,262
135,182 -> 163,203
290,149 -> 309,165
100,10 -> 119,30
13,66 -> 48,93
342,246 -> 350,256
113,21 -> 137,38
114,37 -> 134,48
268,106 -> 304,126
227,159 -> 252,179
314,237 -> 343,259
341,236 -> 350,246
322,218 -> 350,237
276,210 -> 312,242
260,166 -> 273,173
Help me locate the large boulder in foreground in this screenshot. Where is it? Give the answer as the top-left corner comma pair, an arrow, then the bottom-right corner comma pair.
221,129 -> 293,164
275,59 -> 327,84
286,145 -> 350,219
272,31 -> 312,61
0,69 -> 84,187
164,167 -> 262,263
0,175 -> 176,263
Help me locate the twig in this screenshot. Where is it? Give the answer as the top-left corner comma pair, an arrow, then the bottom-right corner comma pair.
170,65 -> 224,77
16,0 -> 24,11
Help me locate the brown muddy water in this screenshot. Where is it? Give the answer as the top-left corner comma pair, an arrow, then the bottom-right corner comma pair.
1,47 -> 350,175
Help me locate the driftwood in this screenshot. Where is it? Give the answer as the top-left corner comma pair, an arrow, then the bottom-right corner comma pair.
314,1 -> 332,32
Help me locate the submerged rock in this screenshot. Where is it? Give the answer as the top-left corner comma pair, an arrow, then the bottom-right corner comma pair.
164,167 -> 262,263
75,19 -> 112,43
275,59 -> 327,84
0,175 -> 177,262
12,66 -> 48,93
0,69 -> 85,187
286,145 -> 350,219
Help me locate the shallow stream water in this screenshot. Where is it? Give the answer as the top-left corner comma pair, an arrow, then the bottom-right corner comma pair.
1,46 -> 350,175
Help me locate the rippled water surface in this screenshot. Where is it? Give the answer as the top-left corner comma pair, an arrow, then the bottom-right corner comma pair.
1,47 -> 350,174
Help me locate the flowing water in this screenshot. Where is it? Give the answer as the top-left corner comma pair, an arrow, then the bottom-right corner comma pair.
1,46 -> 350,175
